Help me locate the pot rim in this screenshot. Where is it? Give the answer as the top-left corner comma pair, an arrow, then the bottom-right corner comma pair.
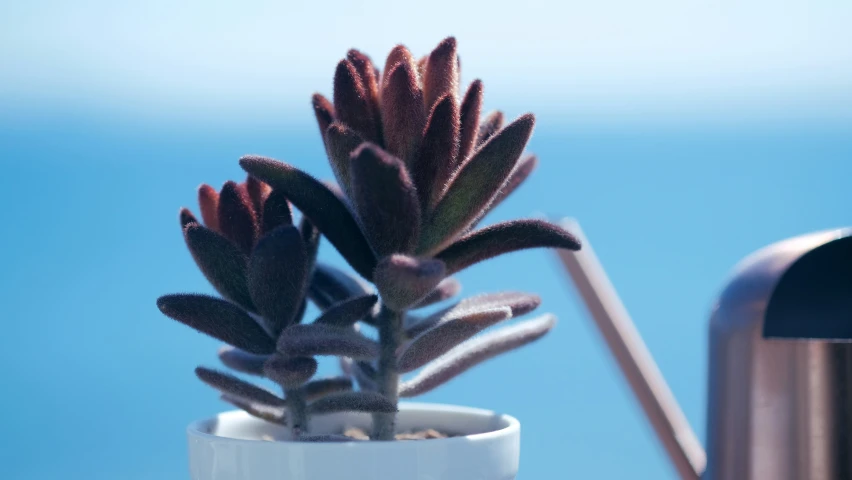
187,402 -> 520,446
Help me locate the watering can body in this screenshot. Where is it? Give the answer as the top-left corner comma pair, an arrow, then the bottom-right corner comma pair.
704,228 -> 852,480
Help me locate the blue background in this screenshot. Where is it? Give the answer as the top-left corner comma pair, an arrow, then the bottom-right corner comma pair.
1,1 -> 850,478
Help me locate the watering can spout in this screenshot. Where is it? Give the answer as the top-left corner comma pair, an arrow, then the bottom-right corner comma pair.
556,219 -> 852,480
554,218 -> 706,480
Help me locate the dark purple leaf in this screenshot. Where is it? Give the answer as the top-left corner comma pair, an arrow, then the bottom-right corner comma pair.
477,111 -> 504,147
220,394 -> 286,425
248,225 -> 309,334
422,37 -> 459,111
218,346 -> 268,376
315,294 -> 378,327
338,358 -> 378,391
183,224 -> 254,310
277,324 -> 379,359
412,95 -> 460,211
334,59 -> 380,143
398,307 -> 511,372
261,189 -> 293,234
324,123 -> 364,198
411,278 -> 462,309
263,355 -> 318,389
308,263 -> 372,310
346,49 -> 381,138
349,143 -> 421,256
157,294 -> 273,353
405,291 -> 542,338
304,377 -> 354,401
418,114 -> 535,254
245,175 -> 270,216
195,367 -> 285,406
458,80 -> 483,164
180,208 -> 198,229
218,181 -> 258,255
474,154 -> 538,223
239,156 -> 377,279
198,184 -> 220,231
399,314 -> 556,397
373,255 -> 446,312
380,59 -> 425,164
311,93 -> 335,144
307,391 -> 396,415
383,44 -> 414,79
436,219 -> 581,275
298,215 -> 320,280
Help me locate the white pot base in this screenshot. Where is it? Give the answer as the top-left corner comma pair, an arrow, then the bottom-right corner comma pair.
187,402 -> 520,480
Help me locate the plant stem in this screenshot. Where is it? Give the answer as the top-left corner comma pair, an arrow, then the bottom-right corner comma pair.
372,305 -> 404,440
285,387 -> 308,440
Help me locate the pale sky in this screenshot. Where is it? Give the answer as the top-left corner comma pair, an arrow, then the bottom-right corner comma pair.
3,0 -> 850,124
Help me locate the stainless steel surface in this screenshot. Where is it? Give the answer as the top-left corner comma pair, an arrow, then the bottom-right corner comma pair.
704,227 -> 852,480
555,219 -> 706,480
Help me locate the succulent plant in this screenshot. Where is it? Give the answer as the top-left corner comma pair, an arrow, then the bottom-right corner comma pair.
160,178 -> 395,438
157,36 -> 581,442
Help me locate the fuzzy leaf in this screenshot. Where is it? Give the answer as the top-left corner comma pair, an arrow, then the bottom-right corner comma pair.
299,215 -> 321,276
247,225 -> 309,334
412,95 -> 460,211
383,45 -> 415,79
245,176 -> 270,216
157,294 -> 273,353
308,263 -> 372,310
349,144 -> 421,256
476,154 -> 538,222
220,394 -> 287,425
353,360 -> 378,391
373,255 -> 446,312
346,49 -> 381,133
180,208 -> 198,229
411,278 -> 462,309
423,37 -> 459,111
217,181 -> 258,255
419,114 -> 535,253
334,59 -> 380,143
304,377 -> 354,401
278,324 -> 379,359
195,367 -> 285,406
398,307 -> 512,372
437,219 -> 581,276
307,391 -> 396,415
380,60 -> 425,164
261,189 -> 293,234
405,291 -> 542,338
315,294 -> 379,327
239,156 -> 377,279
183,224 -> 254,310
263,355 -> 318,389
218,346 -> 268,376
198,184 -> 220,231
339,358 -> 378,391
458,80 -> 483,164
477,111 -> 504,147
311,93 -> 335,144
325,123 -> 364,198
301,434 -> 363,442
399,314 -> 556,397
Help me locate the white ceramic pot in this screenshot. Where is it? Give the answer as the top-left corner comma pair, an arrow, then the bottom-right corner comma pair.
187,402 -> 520,480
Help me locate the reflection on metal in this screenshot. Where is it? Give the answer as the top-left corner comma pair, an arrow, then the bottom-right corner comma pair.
555,219 -> 852,480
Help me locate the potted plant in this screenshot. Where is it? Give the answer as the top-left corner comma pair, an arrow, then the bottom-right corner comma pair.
157,37 -> 581,480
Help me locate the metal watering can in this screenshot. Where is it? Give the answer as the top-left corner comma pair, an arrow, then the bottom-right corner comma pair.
555,221 -> 852,480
